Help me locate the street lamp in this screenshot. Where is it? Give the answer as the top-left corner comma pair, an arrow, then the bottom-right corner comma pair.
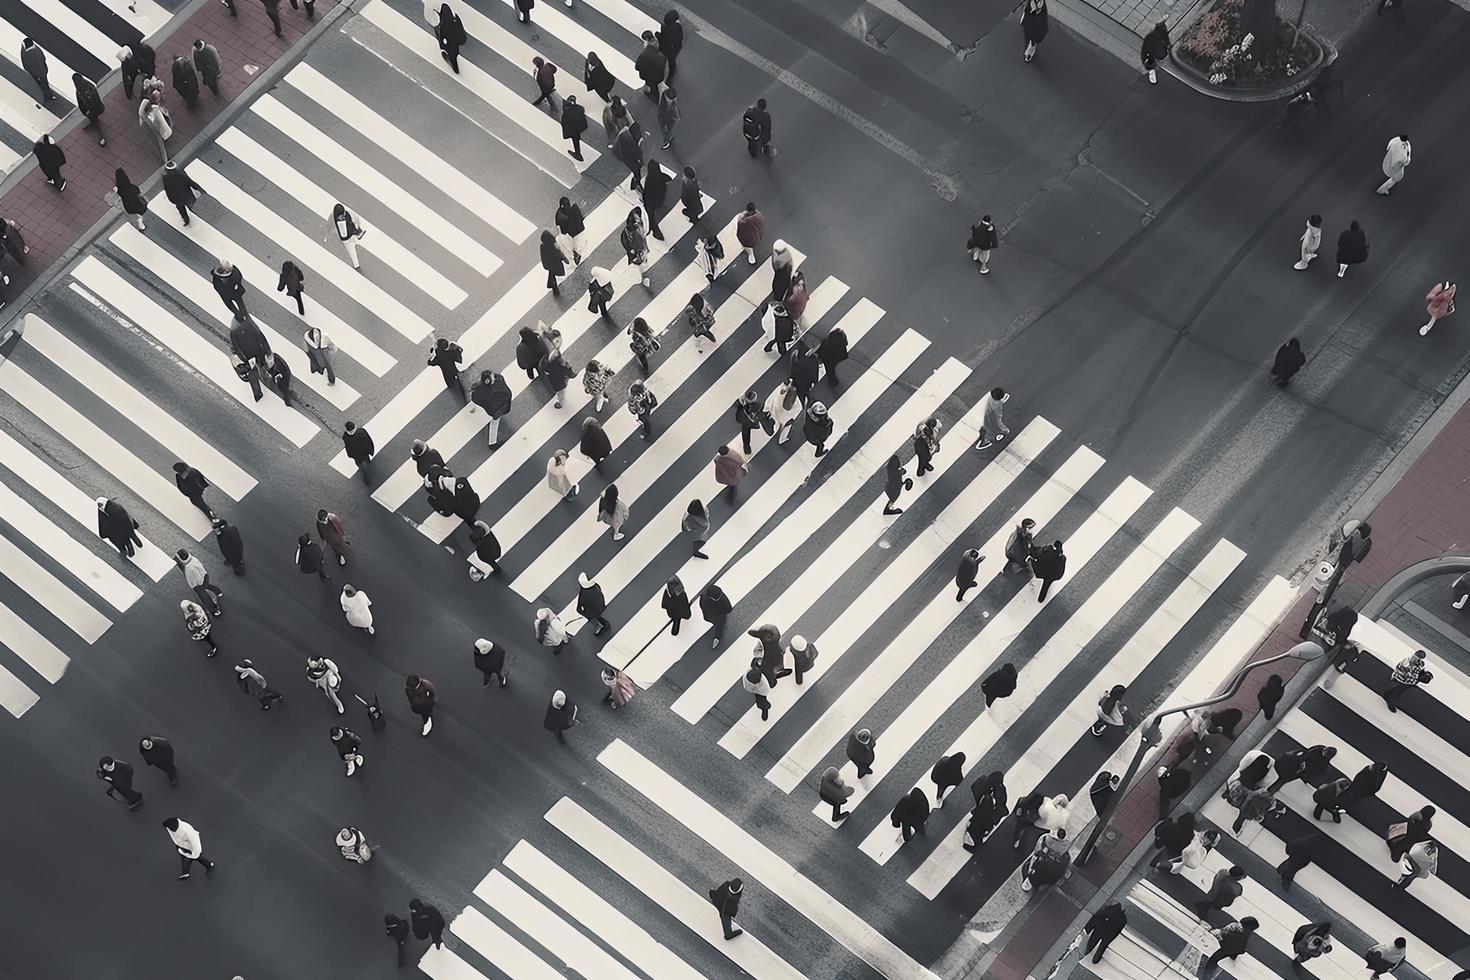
1075,640 -> 1325,866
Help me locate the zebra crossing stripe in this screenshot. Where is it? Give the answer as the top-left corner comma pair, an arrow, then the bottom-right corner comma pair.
0,533 -> 109,646
22,0 -> 120,62
0,478 -> 141,613
579,0 -> 662,39
425,906 -> 559,979
475,870 -> 643,980
0,650 -> 40,718
487,0 -> 641,88
0,20 -> 86,108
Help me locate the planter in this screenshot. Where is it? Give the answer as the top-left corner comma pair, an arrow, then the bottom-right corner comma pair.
1172,0 -> 1330,101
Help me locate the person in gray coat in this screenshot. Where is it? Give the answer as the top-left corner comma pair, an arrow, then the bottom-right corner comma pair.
846,728 -> 877,777
819,766 -> 854,821
615,123 -> 643,191
172,55 -> 200,107
193,40 -> 222,95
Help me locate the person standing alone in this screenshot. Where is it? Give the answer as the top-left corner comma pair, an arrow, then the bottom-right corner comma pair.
164,817 -> 215,878
1376,135 -> 1411,195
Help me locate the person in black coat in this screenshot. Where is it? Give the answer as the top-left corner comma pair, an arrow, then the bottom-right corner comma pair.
138,735 -> 178,785
213,260 -> 249,318
803,402 -> 833,457
790,345 -> 820,403
342,422 -> 374,481
113,169 -> 148,230
931,752 -> 966,804
818,327 -> 849,384
1084,903 -> 1127,965
470,370 -> 512,446
1276,831 -> 1322,891
411,440 -> 445,478
173,462 -> 216,520
1020,0 -> 1048,62
212,518 -> 245,574
468,520 -> 501,574
435,4 -> 466,73
162,160 -> 205,223
577,573 -> 609,635
172,55 -> 200,107
964,770 -> 1008,850
555,196 -> 586,263
634,31 -> 667,98
562,94 -> 588,160
583,53 -> 614,102
662,577 -> 692,635
384,914 -> 410,967
709,878 -> 743,940
1257,673 -> 1285,718
659,11 -> 684,78
1335,220 -> 1368,278
579,417 -> 613,468
883,454 -> 911,515
955,548 -> 981,602
97,497 -> 142,557
981,662 -> 1016,706
1032,540 -> 1065,601
891,787 -> 931,842
680,166 -> 703,221
642,161 -> 669,240
33,135 -> 66,190
1271,338 -> 1306,386
1147,811 -> 1195,868
408,899 -> 445,948
1157,764 -> 1190,820
452,476 -> 481,522
539,230 -> 568,295
514,0 -> 532,23
427,337 -> 464,397
1344,761 -> 1388,805
700,585 -> 733,646
472,638 -> 507,688
74,74 -> 106,145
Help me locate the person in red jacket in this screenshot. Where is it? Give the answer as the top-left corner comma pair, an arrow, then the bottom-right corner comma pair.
736,202 -> 765,265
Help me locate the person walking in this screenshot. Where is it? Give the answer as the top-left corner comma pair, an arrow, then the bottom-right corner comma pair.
1020,0 -> 1048,61
786,635 -> 817,685
1003,517 -> 1035,575
1383,648 -> 1431,710
742,98 -> 773,157
657,87 -> 680,149
1276,830 -> 1322,892
139,736 -> 179,786
340,584 -> 374,635
408,899 -> 445,949
301,326 -> 338,386
1091,684 -> 1128,736
562,93 -> 588,160
204,527 -> 238,583
530,56 -> 560,115
427,337 -> 465,398
466,520 -> 501,577
1083,903 -> 1127,965
628,380 -> 658,441
405,674 -> 437,736
1032,540 -> 1065,601
262,350 -> 292,408
1291,922 -> 1332,971
473,637 -> 508,688
96,496 -> 143,558
554,197 -> 586,263
882,454 -> 912,516
180,599 -> 217,657
602,94 -> 637,150
164,817 -> 215,878
749,624 -> 788,687
1270,340 -> 1305,387
536,607 -> 569,655
306,655 -> 344,713
695,231 -> 725,283
891,787 -> 931,842
544,690 -> 578,741
660,10 -> 684,77
139,99 -> 173,164
296,533 -> 330,581
931,752 -> 966,805
575,572 -> 611,635
341,422 -> 374,482
662,576 -> 692,636
1421,280 -> 1457,336
539,229 -> 569,296
1163,827 -> 1218,875
963,771 -> 1009,850
546,449 -> 579,500
172,55 -> 200,108
1343,760 -> 1388,805
1148,811 -> 1196,869
680,167 -> 704,222
1267,744 -> 1334,793
1335,220 -> 1369,278
436,3 -> 466,73
1392,840 -> 1438,892
260,0 -> 284,34
701,584 -> 733,647
735,203 -> 767,265
514,0 -> 532,22
20,37 -> 51,101
330,726 -> 364,776
1376,135 -> 1411,195
173,463 -> 217,520
602,666 -> 635,709
98,756 -> 144,808
955,548 -> 982,602
614,120 -> 644,192
635,30 -> 667,98
743,666 -> 773,721
469,369 -> 512,446
820,766 -> 854,821
412,439 -> 446,478
33,135 -> 67,191
176,549 -> 224,615
271,260 -> 307,316
621,210 -> 653,288
913,417 -> 942,477
1364,938 -> 1407,979
803,401 -> 833,457
1157,764 -> 1191,820
384,913 -> 410,967
162,160 -> 204,224
765,380 -> 801,447
336,826 -> 374,864
683,499 -> 710,558
1225,769 -> 1277,834
579,416 -> 613,469
709,878 -> 744,940
192,40 -> 221,96
981,662 -> 1017,708
1140,21 -> 1171,85
332,203 -> 367,270
0,218 -> 27,265
1203,918 -> 1258,974
1386,805 -> 1435,861
1293,214 -> 1322,270
714,446 -> 748,500
846,728 -> 877,778
1311,775 -> 1352,822
212,260 -> 248,319
583,51 -> 614,102
598,484 -> 630,542
234,659 -> 284,709
975,387 -> 1011,450
815,325 -> 849,384
1195,865 -> 1247,917
75,73 -> 106,145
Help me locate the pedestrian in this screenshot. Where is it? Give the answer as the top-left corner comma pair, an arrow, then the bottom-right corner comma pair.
627,380 -> 658,441
621,209 -> 652,288
963,771 -> 1008,850
270,260 -> 308,317
553,197 -> 587,265
384,914 -> 410,966
975,387 -> 1011,450
661,576 -> 693,635
164,817 -> 215,878
1090,684 -> 1128,736
812,326 -> 848,385
1140,21 -> 1171,85
139,736 -> 179,786
1195,865 -> 1246,917
912,418 -> 942,478
98,756 -> 144,808
514,0 -> 532,23
451,475 -> 480,524
1269,339 -> 1306,388
336,826 -> 374,864
742,98 -> 773,157
709,878 -> 743,940
234,659 -> 283,708
404,674 -> 437,736
1020,0 -> 1048,61
1225,772 -> 1276,834
583,52 -> 614,103
306,655 -> 344,713
890,787 -> 931,842
332,203 -> 366,270
627,318 -> 661,375
473,637 -> 508,688
540,450 -> 577,502
696,231 -> 725,281
530,56 -> 560,115
209,518 -> 244,576
803,401 -> 833,457
1291,922 -> 1332,969
1335,220 -> 1368,278
743,666 -> 773,721
615,122 -> 643,192
602,94 -> 637,150
700,584 -> 733,647
1383,648 -> 1431,710
882,454 -> 912,516
139,98 -> 173,164
979,662 -> 1017,709
20,37 -> 50,101
298,328 -> 339,388
119,44 -> 142,99
765,379 -> 801,446
1276,830 -> 1322,891
1376,134 -> 1411,195
1032,540 -> 1066,601
544,690 -> 578,741
598,484 -> 631,542
579,417 -> 613,470
633,165 -> 668,243
1293,214 -> 1322,270
539,229 -> 569,296
562,93 -> 588,160
1392,839 -> 1438,892
730,204 -> 768,267
748,623 -> 788,686
1148,811 -> 1195,869
1083,903 -> 1127,965
178,600 -> 216,664
436,3 -> 466,73
1386,805 -> 1434,861
172,55 -> 199,108
1266,744 -> 1327,792
680,498 -> 711,559
820,765 -> 854,821
535,607 -> 569,655
1003,518 -> 1035,575
602,667 -> 635,709
1421,280 -> 1457,336
408,899 -> 445,949
96,496 -> 142,558
683,293 -> 718,356
427,337 -> 464,398
213,259 -> 248,318
192,40 -> 221,96
1157,764 -> 1190,819
1343,760 -> 1388,805
1164,827 -> 1218,875
569,573 -> 609,636
226,316 -> 270,397
163,160 -> 204,224
846,728 -> 877,778
340,584 -> 374,635
515,327 -> 548,384
32,134 -> 66,191
328,726 -> 364,776
931,752 -> 966,805
635,30 -> 667,98
1020,826 -> 1070,892
680,166 -> 704,222
782,270 -> 810,326
176,549 -> 224,614
782,634 -> 815,685
714,446 -> 747,499
173,462 -> 217,520
73,73 -> 106,145
263,351 -> 292,407
955,548 -> 982,602
1203,918 -> 1258,973
1364,938 -> 1407,979
657,86 -> 681,149
658,10 -> 684,74
341,422 -> 374,482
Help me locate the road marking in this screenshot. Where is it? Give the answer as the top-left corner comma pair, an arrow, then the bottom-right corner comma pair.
0,652 -> 40,718
475,869 -> 642,980
0,478 -> 141,613
0,533 -> 109,646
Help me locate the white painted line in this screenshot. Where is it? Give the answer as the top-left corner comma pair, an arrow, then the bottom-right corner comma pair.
0,358 -> 212,540
416,943 -> 492,980
487,0 -> 641,88
439,905 -> 560,980
0,140 -> 20,173
762,444 -> 1107,793
568,308 -> 916,641
1332,673 -> 1470,797
1088,926 -> 1194,980
93,0 -> 173,35
475,869 -> 642,980
414,206 -> 731,537
0,479 -> 141,612
1354,615 -> 1470,706
330,373 -> 440,476
507,271 -> 847,598
0,426 -> 173,582
250,93 -> 502,276
0,20 -> 87,99
578,0 -> 661,39
0,652 -> 40,718
293,36 -> 567,224
546,797 -> 805,980
0,76 -> 59,139
113,218 -> 394,379
1128,883 -> 1279,980
0,533 -> 109,647
68,264 -> 319,448
21,0 -> 120,62
504,840 -> 706,980
23,315 -> 257,501
215,127 -> 468,308
190,160 -> 434,343
599,739 -> 942,980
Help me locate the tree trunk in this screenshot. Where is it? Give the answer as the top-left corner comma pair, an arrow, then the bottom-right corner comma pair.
1243,0 -> 1278,52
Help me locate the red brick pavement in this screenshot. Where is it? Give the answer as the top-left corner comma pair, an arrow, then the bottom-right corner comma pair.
1,0 -> 337,305
991,392 -> 1470,978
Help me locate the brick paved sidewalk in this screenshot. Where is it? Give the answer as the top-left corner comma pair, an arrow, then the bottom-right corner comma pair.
0,0 -> 337,316
989,386 -> 1470,978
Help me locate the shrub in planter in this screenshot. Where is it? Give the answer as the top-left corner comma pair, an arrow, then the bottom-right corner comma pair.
1176,0 -> 1313,87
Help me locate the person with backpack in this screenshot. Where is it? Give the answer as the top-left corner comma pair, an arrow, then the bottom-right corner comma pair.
742,98 -> 773,157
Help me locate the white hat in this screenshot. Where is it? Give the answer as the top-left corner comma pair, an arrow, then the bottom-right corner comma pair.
95,497 -> 109,509
772,239 -> 789,253
551,690 -> 566,708
335,827 -> 357,847
474,638 -> 493,654
789,636 -> 807,651
579,572 -> 595,588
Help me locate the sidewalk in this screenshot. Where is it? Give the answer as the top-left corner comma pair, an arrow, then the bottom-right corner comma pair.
987,365 -> 1470,978
0,0 -> 338,322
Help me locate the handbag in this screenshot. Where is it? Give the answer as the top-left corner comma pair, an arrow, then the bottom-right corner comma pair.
759,410 -> 775,436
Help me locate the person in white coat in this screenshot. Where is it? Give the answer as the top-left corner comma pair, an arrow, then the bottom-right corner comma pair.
164,817 -> 215,879
1164,828 -> 1220,875
340,584 -> 374,634
1376,135 -> 1411,195
765,379 -> 801,445
139,99 -> 173,164
1293,214 -> 1322,270
974,387 -> 1010,450
535,607 -> 568,654
333,202 -> 367,269
306,655 -> 344,713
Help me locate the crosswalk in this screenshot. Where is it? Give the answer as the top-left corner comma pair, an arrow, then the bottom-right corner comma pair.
1086,615 -> 1470,980
0,0 -> 168,175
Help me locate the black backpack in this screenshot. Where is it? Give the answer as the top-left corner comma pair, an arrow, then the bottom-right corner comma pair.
742,109 -> 762,141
